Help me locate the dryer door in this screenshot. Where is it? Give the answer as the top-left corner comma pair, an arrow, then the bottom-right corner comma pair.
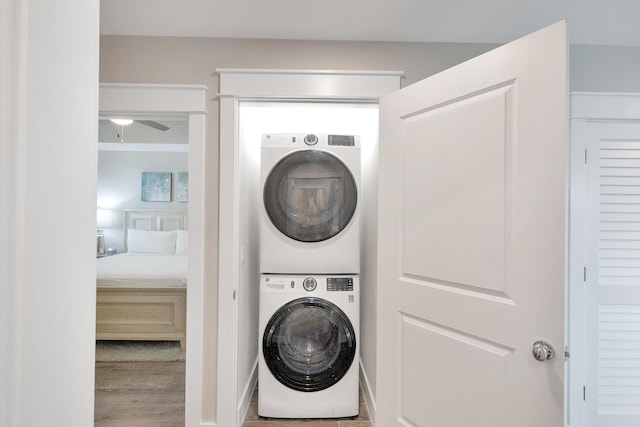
263,150 -> 357,242
262,297 -> 356,392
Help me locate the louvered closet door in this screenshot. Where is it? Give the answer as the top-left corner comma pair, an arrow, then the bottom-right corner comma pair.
586,121 -> 640,427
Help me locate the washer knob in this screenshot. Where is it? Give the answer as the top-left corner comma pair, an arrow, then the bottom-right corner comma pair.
303,277 -> 317,292
304,134 -> 318,145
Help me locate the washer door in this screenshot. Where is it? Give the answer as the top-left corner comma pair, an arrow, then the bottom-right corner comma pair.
262,297 -> 356,392
263,150 -> 357,242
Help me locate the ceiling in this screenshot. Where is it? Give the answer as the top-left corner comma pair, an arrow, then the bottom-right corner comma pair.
100,0 -> 640,46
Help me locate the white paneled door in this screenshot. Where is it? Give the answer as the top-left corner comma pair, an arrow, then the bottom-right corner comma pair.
376,22 -> 567,427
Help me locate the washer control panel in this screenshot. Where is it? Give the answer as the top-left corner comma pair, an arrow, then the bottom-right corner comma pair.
262,275 -> 358,293
327,277 -> 354,292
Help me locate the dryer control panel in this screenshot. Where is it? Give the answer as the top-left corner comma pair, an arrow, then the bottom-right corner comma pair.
262,133 -> 359,148
327,277 -> 354,292
327,135 -> 355,146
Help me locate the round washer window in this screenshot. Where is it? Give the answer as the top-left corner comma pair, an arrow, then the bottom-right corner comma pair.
262,297 -> 356,392
264,150 -> 357,242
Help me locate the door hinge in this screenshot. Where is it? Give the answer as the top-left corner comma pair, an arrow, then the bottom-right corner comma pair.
585,148 -> 588,164
583,386 -> 586,401
584,266 -> 587,282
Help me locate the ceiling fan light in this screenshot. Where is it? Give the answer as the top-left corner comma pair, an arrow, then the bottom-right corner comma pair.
110,118 -> 133,126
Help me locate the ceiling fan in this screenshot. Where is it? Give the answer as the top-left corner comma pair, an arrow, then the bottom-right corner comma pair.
101,118 -> 170,131
102,118 -> 170,144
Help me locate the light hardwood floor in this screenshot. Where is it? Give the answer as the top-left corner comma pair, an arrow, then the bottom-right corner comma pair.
94,361 -> 185,426
94,360 -> 371,427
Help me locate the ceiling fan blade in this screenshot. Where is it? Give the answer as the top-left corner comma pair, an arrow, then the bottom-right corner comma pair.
136,120 -> 170,131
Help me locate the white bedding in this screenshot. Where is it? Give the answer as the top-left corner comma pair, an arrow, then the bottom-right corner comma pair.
97,253 -> 187,288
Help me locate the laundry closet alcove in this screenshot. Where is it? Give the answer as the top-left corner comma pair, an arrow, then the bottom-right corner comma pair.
216,69 -> 403,427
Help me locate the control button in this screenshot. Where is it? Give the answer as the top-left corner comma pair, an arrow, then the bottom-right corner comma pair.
303,277 -> 317,292
304,134 -> 318,145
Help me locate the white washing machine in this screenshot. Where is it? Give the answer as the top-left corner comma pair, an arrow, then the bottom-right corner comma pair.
260,133 -> 361,274
258,274 -> 359,419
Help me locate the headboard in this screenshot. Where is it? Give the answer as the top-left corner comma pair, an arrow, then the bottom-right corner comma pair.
124,210 -> 188,252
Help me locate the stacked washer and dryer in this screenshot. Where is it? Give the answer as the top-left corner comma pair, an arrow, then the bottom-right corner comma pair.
258,133 -> 361,419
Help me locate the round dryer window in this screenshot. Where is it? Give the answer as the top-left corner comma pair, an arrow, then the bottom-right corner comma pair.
263,150 -> 357,242
262,297 -> 356,392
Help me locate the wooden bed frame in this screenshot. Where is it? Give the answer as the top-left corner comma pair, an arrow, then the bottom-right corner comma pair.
95,210 -> 188,351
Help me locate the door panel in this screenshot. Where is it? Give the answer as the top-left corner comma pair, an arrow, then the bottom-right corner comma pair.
377,22 -> 567,427
400,315 -> 515,427
403,84 -> 512,293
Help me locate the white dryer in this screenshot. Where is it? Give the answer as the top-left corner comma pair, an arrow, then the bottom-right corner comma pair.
258,274 -> 359,419
260,133 -> 361,274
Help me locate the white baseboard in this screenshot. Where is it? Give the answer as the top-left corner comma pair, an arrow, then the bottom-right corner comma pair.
237,357 -> 258,426
360,359 -> 376,426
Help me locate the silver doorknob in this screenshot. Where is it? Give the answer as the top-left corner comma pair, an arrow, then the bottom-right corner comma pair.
532,341 -> 555,362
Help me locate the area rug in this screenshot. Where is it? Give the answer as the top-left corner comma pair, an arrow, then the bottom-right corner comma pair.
95,340 -> 186,362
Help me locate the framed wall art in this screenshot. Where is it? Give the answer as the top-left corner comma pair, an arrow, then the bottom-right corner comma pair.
176,172 -> 188,202
141,172 -> 172,202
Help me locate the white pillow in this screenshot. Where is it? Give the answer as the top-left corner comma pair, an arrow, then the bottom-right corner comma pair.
127,229 -> 177,254
175,230 -> 188,255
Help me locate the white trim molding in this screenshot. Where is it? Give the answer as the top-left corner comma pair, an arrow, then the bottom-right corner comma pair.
572,91 -> 640,120
0,0 -> 27,424
360,360 -> 377,425
217,68 -> 404,99
97,142 -> 189,152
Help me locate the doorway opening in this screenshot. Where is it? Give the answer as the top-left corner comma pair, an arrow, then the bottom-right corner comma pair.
97,83 -> 207,426
94,114 -> 189,425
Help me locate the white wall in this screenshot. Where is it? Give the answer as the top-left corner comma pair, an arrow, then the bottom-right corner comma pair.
1,0 -> 99,425
235,103 -> 262,422
571,45 -> 640,92
97,150 -> 188,251
359,111 -> 380,418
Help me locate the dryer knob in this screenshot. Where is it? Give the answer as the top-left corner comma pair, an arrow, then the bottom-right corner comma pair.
303,277 -> 317,292
304,134 -> 318,145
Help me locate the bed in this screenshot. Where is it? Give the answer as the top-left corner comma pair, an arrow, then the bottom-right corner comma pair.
96,210 -> 188,351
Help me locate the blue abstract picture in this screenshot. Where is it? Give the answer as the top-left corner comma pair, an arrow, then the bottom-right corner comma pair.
176,172 -> 188,202
141,172 -> 172,202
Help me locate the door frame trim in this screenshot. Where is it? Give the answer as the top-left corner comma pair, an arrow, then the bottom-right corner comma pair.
99,83 -> 208,427
217,68 -> 403,427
